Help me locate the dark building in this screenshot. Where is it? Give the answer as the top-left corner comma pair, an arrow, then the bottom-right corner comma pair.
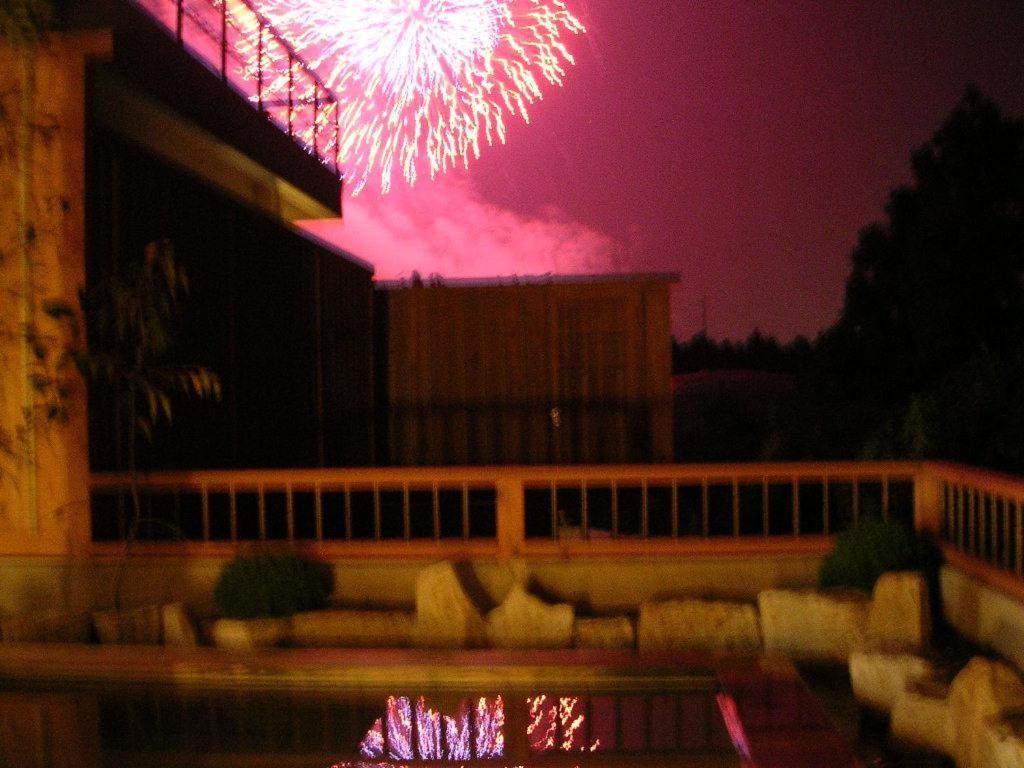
79,0 -> 376,471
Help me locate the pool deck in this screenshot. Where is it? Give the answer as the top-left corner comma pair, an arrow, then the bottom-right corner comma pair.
0,645 -> 732,688
0,644 -> 863,767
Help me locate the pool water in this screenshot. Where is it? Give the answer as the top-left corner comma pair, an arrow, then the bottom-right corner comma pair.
1,683 -> 743,767
0,651 -> 866,767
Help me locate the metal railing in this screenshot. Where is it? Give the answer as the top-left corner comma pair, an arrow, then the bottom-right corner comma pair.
129,0 -> 343,176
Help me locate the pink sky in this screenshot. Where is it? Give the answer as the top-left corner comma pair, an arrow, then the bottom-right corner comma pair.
301,1 -> 1024,341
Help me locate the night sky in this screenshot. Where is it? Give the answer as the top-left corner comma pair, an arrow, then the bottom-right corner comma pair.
303,1 -> 1024,341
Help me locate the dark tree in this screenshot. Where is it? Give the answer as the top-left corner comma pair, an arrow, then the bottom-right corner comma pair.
674,89 -> 1024,469
829,88 -> 1024,469
839,88 -> 1023,392
672,329 -> 811,374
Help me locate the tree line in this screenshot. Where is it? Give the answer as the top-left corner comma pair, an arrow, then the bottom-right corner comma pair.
674,88 -> 1024,473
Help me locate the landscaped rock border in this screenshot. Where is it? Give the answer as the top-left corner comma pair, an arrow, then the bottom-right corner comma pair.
891,679 -> 954,757
162,602 -> 200,647
486,584 -> 574,649
638,598 -> 761,653
0,563 -> 934,658
949,657 -> 1024,768
410,561 -> 489,648
849,653 -> 1024,768
572,616 -> 635,649
211,617 -> 291,651
290,609 -> 413,648
758,588 -> 869,662
849,647 -> 934,712
980,717 -> 1024,768
866,571 -> 931,650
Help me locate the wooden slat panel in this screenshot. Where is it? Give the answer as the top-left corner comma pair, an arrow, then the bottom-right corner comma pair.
380,280 -> 676,465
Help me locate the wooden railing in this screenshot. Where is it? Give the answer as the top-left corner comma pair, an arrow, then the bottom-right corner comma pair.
90,461 -> 928,558
917,461 -> 1024,600
84,459 -> 1024,607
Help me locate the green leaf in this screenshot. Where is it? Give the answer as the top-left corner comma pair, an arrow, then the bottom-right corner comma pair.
158,390 -> 172,423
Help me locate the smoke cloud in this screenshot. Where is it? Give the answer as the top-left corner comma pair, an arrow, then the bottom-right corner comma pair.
298,175 -> 618,280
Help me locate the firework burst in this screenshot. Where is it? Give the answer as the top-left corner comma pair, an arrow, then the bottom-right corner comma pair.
252,0 -> 584,194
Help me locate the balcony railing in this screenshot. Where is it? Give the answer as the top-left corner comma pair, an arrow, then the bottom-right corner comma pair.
917,462 -> 1024,600
89,461 -> 927,556
87,459 -> 1024,607
129,0 -> 343,176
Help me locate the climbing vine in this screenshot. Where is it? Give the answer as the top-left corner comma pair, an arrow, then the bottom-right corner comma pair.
0,29 -> 76,519
0,0 -> 54,45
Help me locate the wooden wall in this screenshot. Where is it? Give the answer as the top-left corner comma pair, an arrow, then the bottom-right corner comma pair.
0,32 -> 108,555
380,279 -> 674,465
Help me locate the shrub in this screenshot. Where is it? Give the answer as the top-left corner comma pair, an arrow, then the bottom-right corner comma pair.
214,552 -> 332,619
819,518 -> 942,593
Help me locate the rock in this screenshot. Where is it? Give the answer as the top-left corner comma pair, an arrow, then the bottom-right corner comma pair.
290,609 -> 413,647
890,679 -> 953,756
573,616 -> 635,650
211,617 -> 291,651
867,571 -> 931,649
93,605 -> 163,644
981,717 -> 1024,768
758,589 -> 869,661
0,610 -> 91,643
638,599 -> 760,654
848,649 -> 933,713
949,657 -> 1024,768
941,566 -> 1024,672
486,585 -> 574,649
162,603 -> 199,647
411,561 -> 488,648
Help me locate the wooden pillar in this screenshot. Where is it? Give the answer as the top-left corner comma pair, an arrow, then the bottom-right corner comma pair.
496,478 -> 524,560
914,463 -> 944,537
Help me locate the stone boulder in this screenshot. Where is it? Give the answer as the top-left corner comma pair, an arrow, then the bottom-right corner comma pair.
758,589 -> 869,661
162,603 -> 200,647
486,585 -> 574,649
411,561 -> 489,648
93,605 -> 163,645
0,610 -> 91,643
290,609 -> 413,647
981,718 -> 1024,768
890,679 -> 953,756
638,599 -> 760,654
941,566 -> 1024,672
211,617 -> 291,651
949,657 -> 1024,768
867,571 -> 931,649
849,648 -> 933,712
573,616 -> 635,650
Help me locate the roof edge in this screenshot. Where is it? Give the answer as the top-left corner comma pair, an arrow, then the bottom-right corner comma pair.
375,272 -> 680,290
